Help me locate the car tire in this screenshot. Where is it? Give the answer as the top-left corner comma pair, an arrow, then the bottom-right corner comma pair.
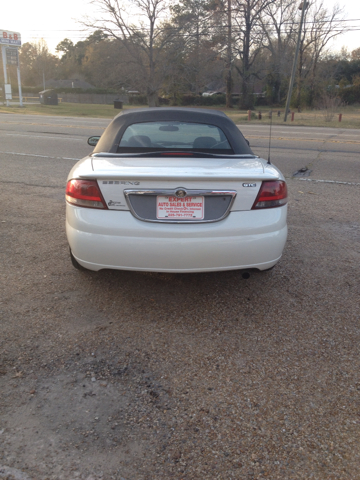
70,249 -> 86,271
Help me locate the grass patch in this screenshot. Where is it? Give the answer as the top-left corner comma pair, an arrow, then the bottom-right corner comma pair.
1,102 -> 360,128
226,105 -> 360,129
0,103 -> 143,118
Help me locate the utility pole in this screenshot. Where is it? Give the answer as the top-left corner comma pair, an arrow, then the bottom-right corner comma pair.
17,55 -> 23,107
225,0 -> 232,108
1,46 -> 10,106
284,2 -> 308,122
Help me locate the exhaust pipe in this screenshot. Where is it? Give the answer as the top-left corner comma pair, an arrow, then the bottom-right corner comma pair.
242,271 -> 250,279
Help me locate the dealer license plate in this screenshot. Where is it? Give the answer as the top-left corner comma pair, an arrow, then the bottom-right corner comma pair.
156,196 -> 205,220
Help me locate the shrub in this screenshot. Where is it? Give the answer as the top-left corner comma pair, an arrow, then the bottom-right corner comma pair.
158,97 -> 170,105
128,95 -> 148,105
339,85 -> 360,104
179,94 -> 226,106
316,94 -> 343,121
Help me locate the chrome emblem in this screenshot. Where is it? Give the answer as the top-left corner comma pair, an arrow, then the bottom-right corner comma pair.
102,181 -> 140,185
242,183 -> 257,187
176,189 -> 187,198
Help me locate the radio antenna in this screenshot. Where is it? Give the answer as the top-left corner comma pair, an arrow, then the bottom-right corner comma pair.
267,109 -> 273,165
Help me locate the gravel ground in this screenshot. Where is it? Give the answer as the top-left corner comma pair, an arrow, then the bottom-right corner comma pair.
0,177 -> 359,480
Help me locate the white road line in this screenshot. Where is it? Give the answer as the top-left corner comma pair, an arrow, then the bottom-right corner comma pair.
0,151 -> 79,161
244,131 -> 358,137
239,128 -> 359,137
4,133 -> 83,141
295,178 -> 360,186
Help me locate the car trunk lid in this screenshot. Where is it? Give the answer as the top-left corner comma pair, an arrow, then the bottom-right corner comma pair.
85,154 -> 281,217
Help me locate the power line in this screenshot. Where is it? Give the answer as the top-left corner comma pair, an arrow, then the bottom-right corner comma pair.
23,26 -> 360,42
20,16 -> 360,34
20,17 -> 360,46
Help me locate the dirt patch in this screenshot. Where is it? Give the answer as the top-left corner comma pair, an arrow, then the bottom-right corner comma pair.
0,179 -> 360,479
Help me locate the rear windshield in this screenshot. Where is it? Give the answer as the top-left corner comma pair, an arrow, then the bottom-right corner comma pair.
117,121 -> 233,153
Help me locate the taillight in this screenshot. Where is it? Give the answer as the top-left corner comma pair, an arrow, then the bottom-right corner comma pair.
65,179 -> 107,209
252,180 -> 288,209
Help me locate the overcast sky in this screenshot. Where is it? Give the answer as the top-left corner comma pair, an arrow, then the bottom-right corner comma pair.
2,0 -> 360,55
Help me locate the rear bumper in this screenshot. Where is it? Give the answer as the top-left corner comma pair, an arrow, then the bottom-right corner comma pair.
66,206 -> 287,272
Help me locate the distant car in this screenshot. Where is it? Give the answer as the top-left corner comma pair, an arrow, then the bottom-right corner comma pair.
65,108 -> 287,273
202,91 -> 223,97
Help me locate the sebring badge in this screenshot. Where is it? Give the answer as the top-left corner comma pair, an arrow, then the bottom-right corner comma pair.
102,180 -> 140,185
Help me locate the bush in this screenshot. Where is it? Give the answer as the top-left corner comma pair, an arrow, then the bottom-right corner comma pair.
315,94 -> 342,121
158,97 -> 170,105
128,95 -> 148,105
13,86 -> 124,95
51,87 -> 121,94
339,85 -> 360,104
253,95 -> 268,107
12,86 -> 40,95
178,94 -> 226,106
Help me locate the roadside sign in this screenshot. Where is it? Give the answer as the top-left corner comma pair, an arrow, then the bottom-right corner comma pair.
6,48 -> 19,66
4,84 -> 12,100
0,30 -> 21,46
1,29 -> 23,106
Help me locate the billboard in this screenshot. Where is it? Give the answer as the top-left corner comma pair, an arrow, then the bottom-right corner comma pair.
0,30 -> 21,46
6,48 -> 19,66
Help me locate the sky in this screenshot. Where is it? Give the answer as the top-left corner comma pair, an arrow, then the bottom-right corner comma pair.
2,0 -> 360,55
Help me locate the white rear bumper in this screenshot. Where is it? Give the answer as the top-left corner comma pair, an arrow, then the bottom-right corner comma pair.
66,206 -> 287,272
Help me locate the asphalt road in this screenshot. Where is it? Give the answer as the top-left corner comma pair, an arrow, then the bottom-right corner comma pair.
0,113 -> 359,480
240,124 -> 360,183
1,113 -> 359,186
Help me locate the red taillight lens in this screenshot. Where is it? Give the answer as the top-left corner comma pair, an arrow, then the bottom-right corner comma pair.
65,179 -> 107,209
252,180 -> 288,209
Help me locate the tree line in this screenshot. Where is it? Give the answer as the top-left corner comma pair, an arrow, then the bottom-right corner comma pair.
13,0 -> 360,108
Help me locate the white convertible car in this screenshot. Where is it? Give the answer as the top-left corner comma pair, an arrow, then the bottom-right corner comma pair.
65,108 -> 287,273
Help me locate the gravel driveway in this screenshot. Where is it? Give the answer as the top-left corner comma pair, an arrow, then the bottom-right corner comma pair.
0,117 -> 359,480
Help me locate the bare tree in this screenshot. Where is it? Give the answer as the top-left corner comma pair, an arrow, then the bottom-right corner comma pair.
295,0 -> 344,107
82,0 -> 181,106
260,0 -> 298,103
231,0 -> 277,109
170,0 -> 219,96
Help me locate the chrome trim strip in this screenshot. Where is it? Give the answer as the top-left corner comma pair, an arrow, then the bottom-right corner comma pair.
124,188 -> 237,224
91,152 -> 258,159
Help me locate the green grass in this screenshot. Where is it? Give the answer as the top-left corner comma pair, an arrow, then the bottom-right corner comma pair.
1,102 -> 360,128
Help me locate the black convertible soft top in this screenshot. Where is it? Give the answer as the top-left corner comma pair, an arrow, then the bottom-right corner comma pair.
93,108 -> 253,155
